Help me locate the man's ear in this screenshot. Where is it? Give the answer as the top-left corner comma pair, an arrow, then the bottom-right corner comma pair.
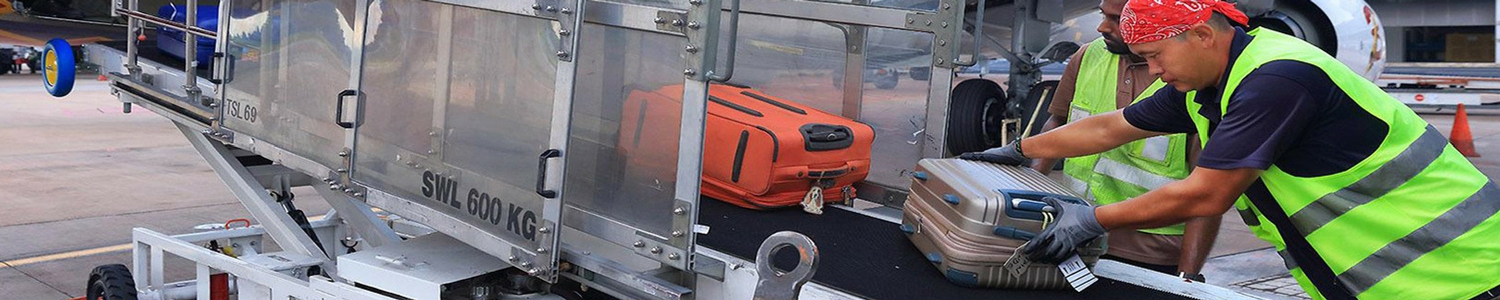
1189,24 -> 1216,48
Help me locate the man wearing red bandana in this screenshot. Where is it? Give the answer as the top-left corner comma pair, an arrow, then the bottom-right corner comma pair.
960,0 -> 1500,299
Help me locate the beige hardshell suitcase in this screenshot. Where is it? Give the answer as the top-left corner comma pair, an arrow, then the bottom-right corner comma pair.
902,158 -> 1107,289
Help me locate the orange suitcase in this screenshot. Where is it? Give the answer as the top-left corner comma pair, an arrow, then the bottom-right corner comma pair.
618,83 -> 874,213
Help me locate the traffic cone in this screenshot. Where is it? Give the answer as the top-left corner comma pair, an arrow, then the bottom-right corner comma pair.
1451,104 -> 1480,157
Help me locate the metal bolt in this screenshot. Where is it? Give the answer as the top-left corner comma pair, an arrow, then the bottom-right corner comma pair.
908,18 -> 914,24
329,184 -> 342,190
337,168 -> 348,173
538,227 -> 551,234
528,268 -> 540,276
343,188 -> 354,193
672,230 -> 684,237
684,69 -> 697,76
941,22 -> 948,28
943,3 -> 950,9
338,151 -> 349,157
654,17 -> 666,24
925,20 -> 932,26
650,247 -> 662,254
353,192 -> 363,197
537,247 -> 548,254
532,4 -> 541,9
687,22 -> 700,29
673,207 -> 686,215
208,103 -> 219,107
939,40 -> 947,46
557,51 -> 571,59
671,19 -> 684,27
685,46 -> 698,53
202,130 -> 212,135
508,255 -> 519,262
668,253 -> 680,260
521,262 -> 533,268
559,30 -> 571,36
545,6 -> 556,12
634,241 -> 646,248
560,8 -> 571,14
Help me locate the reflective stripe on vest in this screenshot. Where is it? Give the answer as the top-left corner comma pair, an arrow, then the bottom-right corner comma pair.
1187,28 -> 1500,299
1092,156 -> 1176,190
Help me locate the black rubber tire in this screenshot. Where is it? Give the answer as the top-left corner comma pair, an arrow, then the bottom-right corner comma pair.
1252,1 -> 1337,56
1020,80 -> 1060,137
909,67 -> 931,81
874,73 -> 899,89
945,79 -> 1007,156
87,264 -> 137,300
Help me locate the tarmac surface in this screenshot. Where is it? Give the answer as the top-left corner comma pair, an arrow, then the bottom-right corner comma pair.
2,73 -> 1497,299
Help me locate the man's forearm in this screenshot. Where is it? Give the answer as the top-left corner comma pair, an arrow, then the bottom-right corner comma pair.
1177,215 -> 1222,274
1095,167 -> 1257,231
1021,111 -> 1157,159
1029,116 -> 1067,174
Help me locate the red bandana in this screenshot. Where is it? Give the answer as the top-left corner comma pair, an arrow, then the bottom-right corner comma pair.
1120,0 -> 1250,44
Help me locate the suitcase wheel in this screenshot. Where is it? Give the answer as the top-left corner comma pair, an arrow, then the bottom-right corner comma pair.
925,253 -> 943,264
944,268 -> 982,288
942,194 -> 961,205
899,224 -> 916,235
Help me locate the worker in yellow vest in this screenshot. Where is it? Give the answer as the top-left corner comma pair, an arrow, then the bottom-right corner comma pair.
1019,0 -> 1220,282
961,0 -> 1500,299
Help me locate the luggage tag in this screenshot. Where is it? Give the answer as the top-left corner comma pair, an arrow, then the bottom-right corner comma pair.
802,186 -> 825,214
1003,242 -> 1032,278
1058,254 -> 1098,292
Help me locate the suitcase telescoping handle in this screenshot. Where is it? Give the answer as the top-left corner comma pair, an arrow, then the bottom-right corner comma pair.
535,149 -> 561,198
998,189 -> 1088,221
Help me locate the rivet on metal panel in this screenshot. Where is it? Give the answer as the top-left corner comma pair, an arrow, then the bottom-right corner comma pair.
532,4 -> 541,9
336,168 -> 348,173
672,231 -> 684,237
685,46 -> 699,53
537,248 -> 549,254
508,255 -> 519,262
545,6 -> 556,12
343,189 -> 354,193
654,16 -> 666,24
926,20 -> 932,26
687,22 -> 700,29
560,30 -> 571,36
650,247 -> 662,254
557,51 -> 571,59
338,151 -> 348,157
942,22 -> 948,28
668,253 -> 680,260
943,3 -> 950,9
908,18 -> 915,24
634,241 -> 646,248
684,69 -> 697,76
329,184 -> 342,190
939,40 -> 947,46
560,8 -> 572,14
521,262 -> 533,268
671,19 -> 684,27
528,268 -> 540,276
673,207 -> 686,215
538,227 -> 551,234
353,193 -> 363,198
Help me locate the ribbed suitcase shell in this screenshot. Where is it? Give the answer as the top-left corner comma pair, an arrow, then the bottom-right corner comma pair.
901,158 -> 1106,289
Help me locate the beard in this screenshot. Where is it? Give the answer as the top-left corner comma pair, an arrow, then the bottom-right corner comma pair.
1102,34 -> 1132,54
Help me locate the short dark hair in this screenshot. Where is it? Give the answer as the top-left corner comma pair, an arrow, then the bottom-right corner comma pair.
1206,12 -> 1235,31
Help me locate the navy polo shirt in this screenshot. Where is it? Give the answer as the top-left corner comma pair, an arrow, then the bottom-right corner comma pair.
1122,28 -> 1387,177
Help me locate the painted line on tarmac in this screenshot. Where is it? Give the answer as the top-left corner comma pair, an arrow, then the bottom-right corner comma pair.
1,243 -> 132,268
0,214 -> 330,268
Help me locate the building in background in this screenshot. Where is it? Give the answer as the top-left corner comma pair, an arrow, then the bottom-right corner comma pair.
1371,0 -> 1500,63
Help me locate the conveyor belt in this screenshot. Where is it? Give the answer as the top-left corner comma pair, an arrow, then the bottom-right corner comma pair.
697,199 -> 1192,300
101,38 -> 200,75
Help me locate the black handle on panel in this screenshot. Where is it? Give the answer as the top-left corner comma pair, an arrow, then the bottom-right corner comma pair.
335,89 -> 358,128
536,149 -> 561,198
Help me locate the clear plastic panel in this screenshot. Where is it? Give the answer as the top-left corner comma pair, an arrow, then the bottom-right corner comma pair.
860,28 -> 934,188
563,23 -> 686,238
354,0 -> 562,248
221,0 -> 359,168
716,13 -> 846,114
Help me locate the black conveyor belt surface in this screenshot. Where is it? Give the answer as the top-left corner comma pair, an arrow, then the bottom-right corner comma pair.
697,199 -> 1192,300
101,39 -> 199,75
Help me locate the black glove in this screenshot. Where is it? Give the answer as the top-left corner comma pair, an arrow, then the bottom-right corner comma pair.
957,142 -> 1029,166
1021,196 -> 1106,264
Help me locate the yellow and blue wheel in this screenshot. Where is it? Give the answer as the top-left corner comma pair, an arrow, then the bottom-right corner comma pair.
42,38 -> 76,97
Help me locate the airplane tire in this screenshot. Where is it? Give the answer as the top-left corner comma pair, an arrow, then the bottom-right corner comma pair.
945,79 -> 1007,156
